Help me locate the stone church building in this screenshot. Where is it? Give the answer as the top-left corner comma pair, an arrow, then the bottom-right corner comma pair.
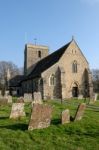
9,38 -> 93,99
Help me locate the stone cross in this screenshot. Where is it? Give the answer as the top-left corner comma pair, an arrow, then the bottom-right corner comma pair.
28,104 -> 52,130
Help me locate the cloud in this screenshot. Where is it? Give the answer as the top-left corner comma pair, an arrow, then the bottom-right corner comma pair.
81,0 -> 99,5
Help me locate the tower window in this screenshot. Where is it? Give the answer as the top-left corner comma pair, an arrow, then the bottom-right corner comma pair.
38,51 -> 41,58
49,74 -> 55,86
72,60 -> 77,73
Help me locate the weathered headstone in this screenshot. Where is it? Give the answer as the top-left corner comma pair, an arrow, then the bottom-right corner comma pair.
12,91 -> 17,96
89,99 -> 94,104
5,90 -> 9,96
28,104 -> 52,130
94,93 -> 98,101
0,90 -> 2,97
7,95 -> 12,103
17,97 -> 24,103
24,93 -> 32,102
78,95 -> 83,99
0,98 -> 8,105
89,93 -> 96,104
10,103 -> 26,119
61,109 -> 70,124
32,92 -> 42,104
74,103 -> 86,121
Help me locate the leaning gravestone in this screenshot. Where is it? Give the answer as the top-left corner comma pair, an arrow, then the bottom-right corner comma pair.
24,93 -> 32,102
28,104 -> 52,130
61,109 -> 70,124
74,103 -> 86,121
33,92 -> 42,104
10,103 -> 26,119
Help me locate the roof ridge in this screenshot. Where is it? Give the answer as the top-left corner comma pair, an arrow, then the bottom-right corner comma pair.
27,41 -> 71,79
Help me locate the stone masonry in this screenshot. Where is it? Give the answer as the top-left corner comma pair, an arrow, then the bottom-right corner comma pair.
24,44 -> 49,75
9,39 -> 93,100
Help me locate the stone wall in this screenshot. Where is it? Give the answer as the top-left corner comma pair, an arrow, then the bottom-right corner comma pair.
24,44 -> 49,75
21,40 -> 93,100
42,40 -> 91,99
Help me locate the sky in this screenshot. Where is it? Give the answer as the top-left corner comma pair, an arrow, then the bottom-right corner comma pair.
0,0 -> 99,69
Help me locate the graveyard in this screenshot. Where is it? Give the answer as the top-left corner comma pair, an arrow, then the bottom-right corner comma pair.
0,98 -> 99,150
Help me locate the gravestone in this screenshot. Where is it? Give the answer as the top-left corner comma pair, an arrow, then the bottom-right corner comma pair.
28,104 -> 52,130
17,97 -> 24,103
0,98 -> 8,105
94,93 -> 98,101
10,103 -> 26,119
74,103 -> 86,121
5,90 -> 9,96
12,91 -> 17,96
24,93 -> 32,102
89,93 -> 96,104
8,95 -> 12,103
32,92 -> 42,104
89,99 -> 94,104
78,95 -> 83,99
61,109 -> 70,124
0,90 -> 2,97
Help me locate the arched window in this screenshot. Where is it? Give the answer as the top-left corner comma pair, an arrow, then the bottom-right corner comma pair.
38,51 -> 41,58
49,74 -> 55,86
72,60 -> 77,73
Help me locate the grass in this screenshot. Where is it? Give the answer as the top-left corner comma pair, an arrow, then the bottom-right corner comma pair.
0,99 -> 99,150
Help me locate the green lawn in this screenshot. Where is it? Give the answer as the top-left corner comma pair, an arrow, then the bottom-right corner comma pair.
0,99 -> 99,150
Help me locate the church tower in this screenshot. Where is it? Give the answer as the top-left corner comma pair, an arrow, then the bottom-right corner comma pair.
24,44 -> 49,75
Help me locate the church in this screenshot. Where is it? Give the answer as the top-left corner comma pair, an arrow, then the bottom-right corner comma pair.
9,38 -> 93,99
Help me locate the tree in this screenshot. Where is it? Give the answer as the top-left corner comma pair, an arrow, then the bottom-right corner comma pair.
92,69 -> 99,93
0,61 -> 23,93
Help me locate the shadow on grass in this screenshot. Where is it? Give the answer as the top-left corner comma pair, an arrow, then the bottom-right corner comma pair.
51,118 -> 61,125
0,116 -> 9,119
70,116 -> 74,121
26,112 -> 31,117
0,123 -> 28,131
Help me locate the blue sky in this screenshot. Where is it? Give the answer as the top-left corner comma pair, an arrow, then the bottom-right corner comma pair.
0,0 -> 99,69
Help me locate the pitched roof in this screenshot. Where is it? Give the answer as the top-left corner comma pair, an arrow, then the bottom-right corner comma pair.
25,41 -> 72,80
9,75 -> 25,87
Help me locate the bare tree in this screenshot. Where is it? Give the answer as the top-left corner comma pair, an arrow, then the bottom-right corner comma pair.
0,61 -> 23,93
92,69 -> 99,93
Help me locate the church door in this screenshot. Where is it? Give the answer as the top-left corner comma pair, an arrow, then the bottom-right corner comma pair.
72,87 -> 78,97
